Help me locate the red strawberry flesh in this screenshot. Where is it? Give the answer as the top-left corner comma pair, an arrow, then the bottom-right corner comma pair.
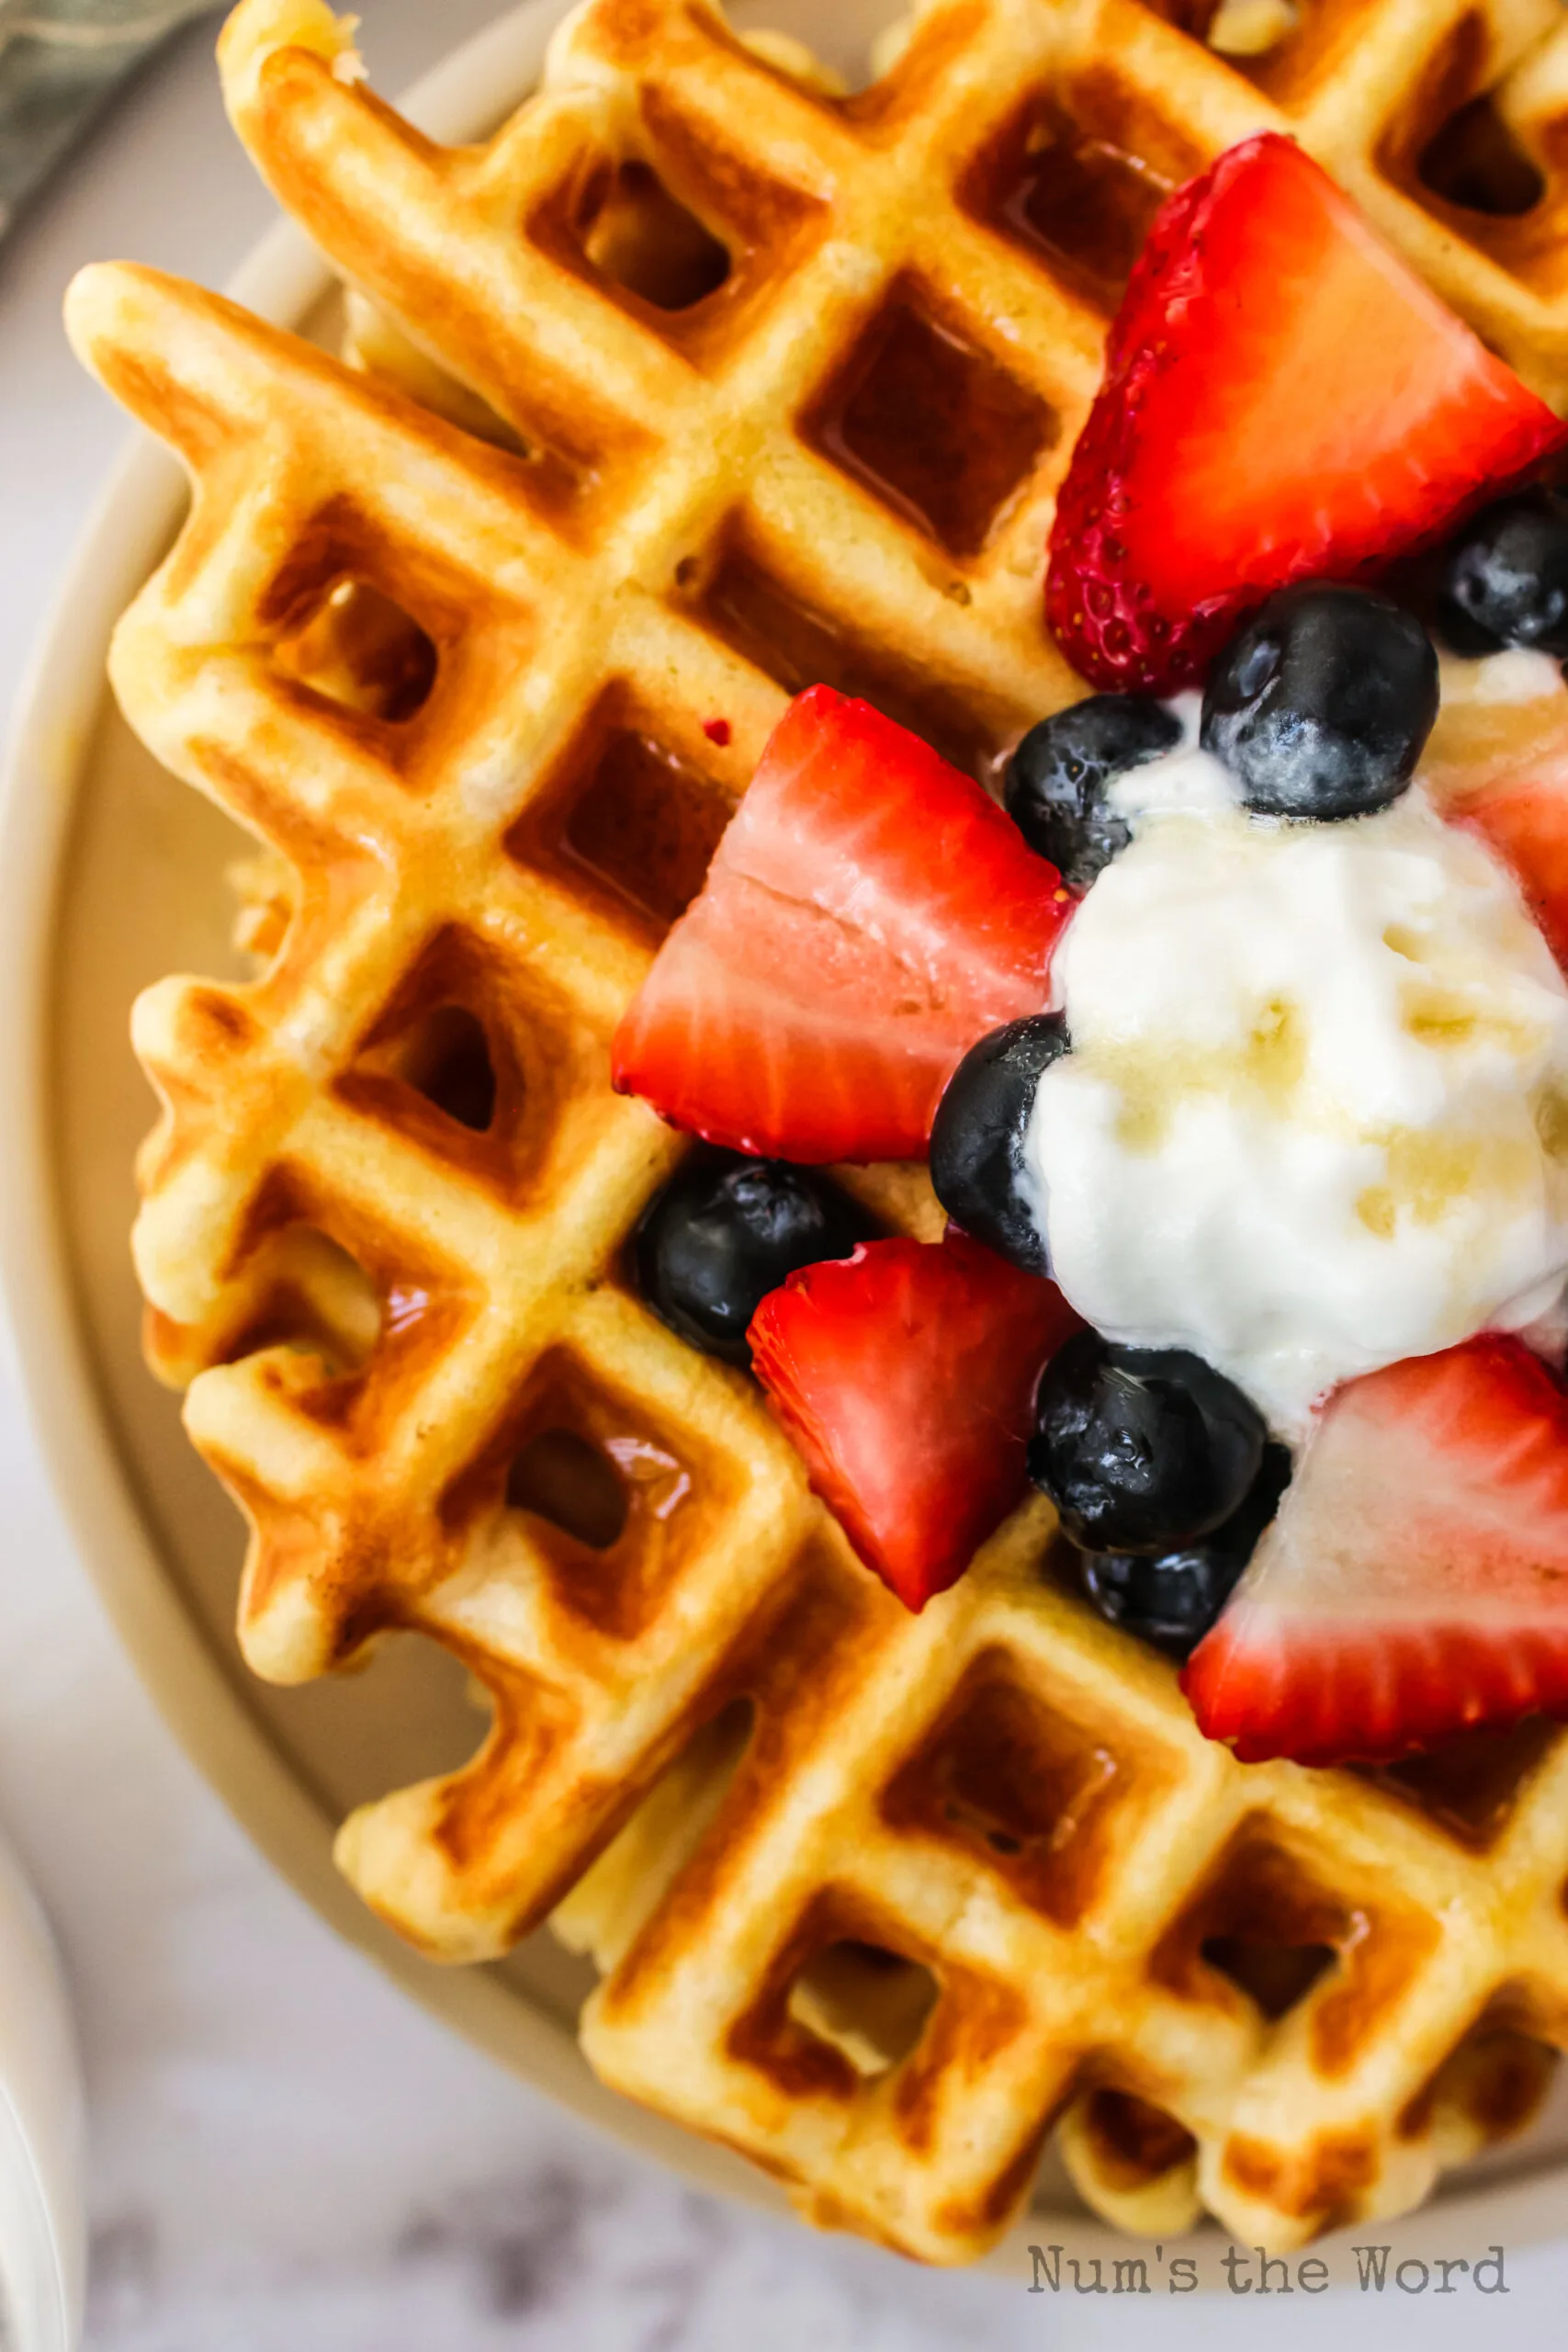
1048,133 -> 1565,695
611,687 -> 1070,1163
749,1229 -> 1080,1610
1428,701 -> 1568,974
1182,1336 -> 1568,1765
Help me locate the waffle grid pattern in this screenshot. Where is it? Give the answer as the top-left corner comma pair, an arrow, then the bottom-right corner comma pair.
66,0 -> 1568,2263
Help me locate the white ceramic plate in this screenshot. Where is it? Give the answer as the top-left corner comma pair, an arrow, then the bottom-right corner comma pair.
7,0 -> 1568,2282
0,1829 -> 82,2352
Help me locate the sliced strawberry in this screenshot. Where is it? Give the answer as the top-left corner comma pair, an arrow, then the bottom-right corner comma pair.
748,1230 -> 1079,1610
1182,1336 -> 1568,1766
1047,133 -> 1565,695
1459,768 -> 1568,972
611,687 -> 1069,1162
1420,684 -> 1568,967
1429,707 -> 1568,970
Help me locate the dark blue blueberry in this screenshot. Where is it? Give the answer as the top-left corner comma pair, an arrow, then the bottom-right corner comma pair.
1438,492 -> 1568,660
1077,1443 -> 1292,1659
1201,582 -> 1438,820
1003,694 -> 1181,890
1029,1333 -> 1267,1555
635,1150 -> 874,1365
930,1014 -> 1070,1276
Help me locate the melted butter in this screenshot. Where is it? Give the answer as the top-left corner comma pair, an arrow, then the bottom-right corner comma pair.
1399,982 -> 1540,1058
1247,995 -> 1307,1107
1538,1083 -> 1568,1159
1357,1128 -> 1539,1237
1104,997 -> 1306,1153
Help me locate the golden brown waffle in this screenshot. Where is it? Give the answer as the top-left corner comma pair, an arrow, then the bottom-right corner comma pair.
65,0 -> 1568,2266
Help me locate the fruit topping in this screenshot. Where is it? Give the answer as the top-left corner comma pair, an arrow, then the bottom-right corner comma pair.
748,1230 -> 1080,1611
1183,1335 -> 1568,1765
1077,1442 -> 1292,1661
635,1149 -> 875,1365
1029,1332 -> 1267,1556
1449,755 -> 1568,976
1419,661 -> 1568,971
929,1013 -> 1068,1276
1003,694 -> 1181,889
1030,764 -> 1568,1432
1438,492 -> 1568,661
1201,583 -> 1439,820
612,686 -> 1071,1163
1046,133 -> 1564,695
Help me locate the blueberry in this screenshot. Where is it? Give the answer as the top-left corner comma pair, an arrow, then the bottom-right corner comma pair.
930,1014 -> 1070,1276
1201,583 -> 1438,820
1077,1442 -> 1292,1659
1004,694 -> 1181,890
1438,492 -> 1568,659
635,1150 -> 874,1364
1029,1333 -> 1267,1555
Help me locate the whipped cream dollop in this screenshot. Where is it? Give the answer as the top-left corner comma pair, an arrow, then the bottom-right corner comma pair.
1025,687 -> 1568,1436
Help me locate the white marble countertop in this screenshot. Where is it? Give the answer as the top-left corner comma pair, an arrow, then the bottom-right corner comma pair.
5,6 -> 1568,2344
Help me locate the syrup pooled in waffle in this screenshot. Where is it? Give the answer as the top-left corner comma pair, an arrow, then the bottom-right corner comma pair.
66,0 -> 1568,2265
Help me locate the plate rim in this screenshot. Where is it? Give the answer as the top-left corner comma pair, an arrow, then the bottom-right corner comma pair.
4,0 -> 1568,2286
0,1828 -> 85,2352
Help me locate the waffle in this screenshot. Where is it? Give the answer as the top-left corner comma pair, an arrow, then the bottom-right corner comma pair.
64,0 -> 1568,2265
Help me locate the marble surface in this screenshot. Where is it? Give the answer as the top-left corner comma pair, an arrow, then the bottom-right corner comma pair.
0,2 -> 216,232
5,6 -> 1568,2344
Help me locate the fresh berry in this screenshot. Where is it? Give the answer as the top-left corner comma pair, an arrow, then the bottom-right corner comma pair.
1421,690 -> 1568,969
613,687 -> 1071,1163
1201,584 -> 1438,820
1183,1336 -> 1568,1765
1030,1332 -> 1266,1555
1456,763 -> 1568,972
748,1230 -> 1081,1610
1003,695 -> 1180,890
1078,1443 -> 1292,1661
1047,133 -> 1564,695
929,1014 -> 1068,1276
635,1149 -> 875,1365
1439,492 -> 1568,658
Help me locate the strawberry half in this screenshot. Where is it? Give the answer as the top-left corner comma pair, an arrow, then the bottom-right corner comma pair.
611,687 -> 1069,1162
749,1230 -> 1080,1610
1461,769 -> 1568,974
1047,133 -> 1565,695
1420,684 -> 1568,969
1182,1336 -> 1568,1766
1438,730 -> 1568,975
